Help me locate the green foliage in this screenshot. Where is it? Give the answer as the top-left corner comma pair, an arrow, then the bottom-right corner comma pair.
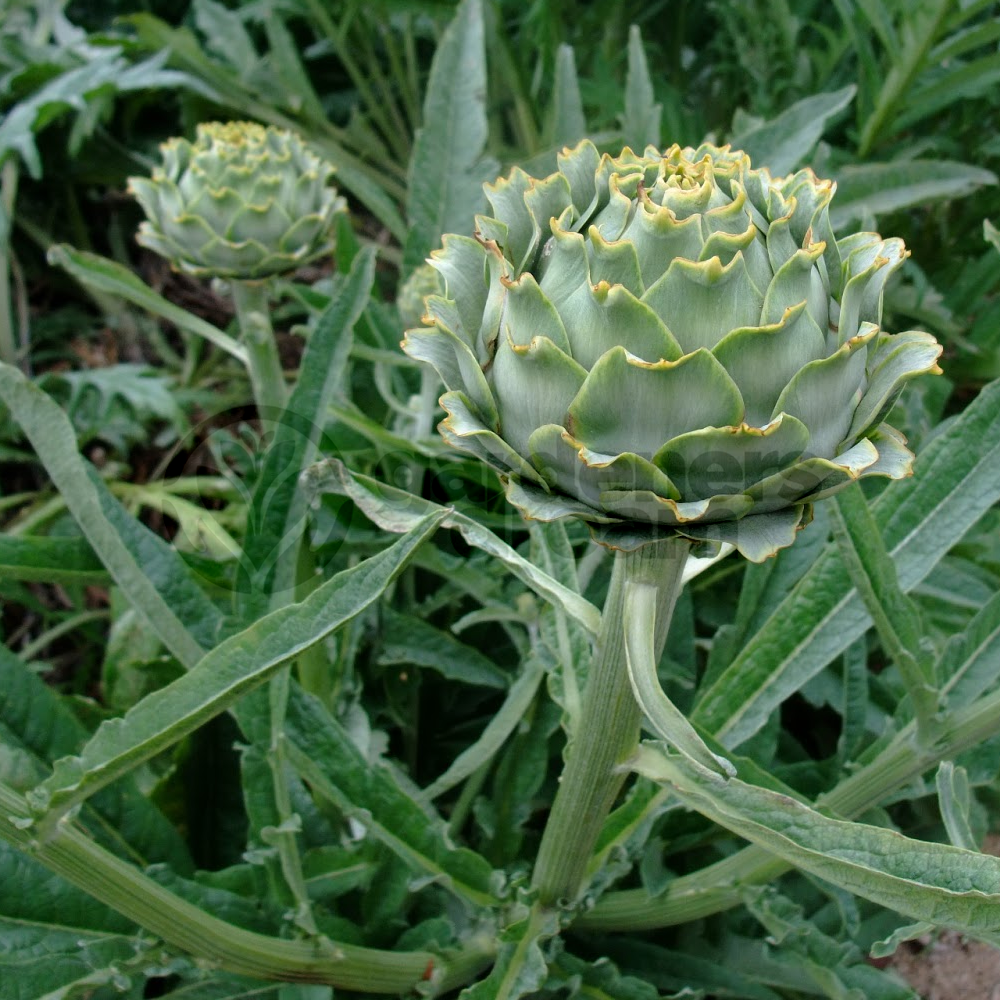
3,1 -> 1000,997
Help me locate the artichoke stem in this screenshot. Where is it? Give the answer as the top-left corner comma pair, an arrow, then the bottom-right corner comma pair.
0,159 -> 19,369
531,535 -> 690,907
232,279 -> 288,418
0,777 -> 496,991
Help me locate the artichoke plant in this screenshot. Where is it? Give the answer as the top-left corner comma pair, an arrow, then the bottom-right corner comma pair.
128,121 -> 345,281
403,141 -> 942,561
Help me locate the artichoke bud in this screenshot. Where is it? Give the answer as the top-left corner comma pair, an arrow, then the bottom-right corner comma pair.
398,263 -> 444,331
402,140 -> 943,562
128,121 -> 346,281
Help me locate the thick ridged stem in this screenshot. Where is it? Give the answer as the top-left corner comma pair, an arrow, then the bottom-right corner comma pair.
232,280 -> 287,418
0,780 -> 493,992
531,536 -> 690,907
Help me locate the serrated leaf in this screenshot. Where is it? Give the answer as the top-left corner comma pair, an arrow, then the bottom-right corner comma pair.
403,0 -> 499,273
39,363 -> 187,453
547,951 -> 666,999
282,685 -> 497,907
305,460 -> 601,635
27,514 -> 445,821
693,378 -> 1000,748
634,745 -> 1000,946
743,886 -> 918,1000
192,0 -> 258,74
459,909 -> 557,1000
0,916 -> 144,1000
729,86 -> 855,174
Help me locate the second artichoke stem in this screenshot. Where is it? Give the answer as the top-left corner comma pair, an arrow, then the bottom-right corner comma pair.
232,280 -> 288,419
531,536 -> 690,907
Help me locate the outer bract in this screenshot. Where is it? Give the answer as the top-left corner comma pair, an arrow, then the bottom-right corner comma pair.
129,122 -> 345,281
402,141 -> 943,561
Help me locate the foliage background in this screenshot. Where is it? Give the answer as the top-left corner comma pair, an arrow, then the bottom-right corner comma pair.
2,0 -> 1000,998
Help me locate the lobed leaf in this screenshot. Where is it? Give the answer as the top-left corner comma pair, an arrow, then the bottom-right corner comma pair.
283,686 -> 498,908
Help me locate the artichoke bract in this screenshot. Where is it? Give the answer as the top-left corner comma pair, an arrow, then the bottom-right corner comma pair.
403,141 -> 943,561
129,122 -> 345,281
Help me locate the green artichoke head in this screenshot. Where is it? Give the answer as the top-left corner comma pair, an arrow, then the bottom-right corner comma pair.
128,121 -> 346,281
402,141 -> 943,561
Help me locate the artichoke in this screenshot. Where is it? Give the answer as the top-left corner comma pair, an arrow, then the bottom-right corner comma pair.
403,141 -> 942,561
398,263 -> 444,331
129,121 -> 345,281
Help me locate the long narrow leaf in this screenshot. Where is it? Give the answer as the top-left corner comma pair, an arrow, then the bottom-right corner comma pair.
831,161 -> 997,228
634,745 -> 1000,945
305,460 -> 601,634
403,0 -> 498,273
729,86 -> 855,174
620,25 -> 660,150
549,45 -> 586,148
624,581 -> 734,777
830,484 -> 937,733
424,655 -> 545,800
941,590 -> 1000,707
26,514 -> 446,821
0,535 -> 107,584
693,378 -> 1000,747
237,248 -> 375,619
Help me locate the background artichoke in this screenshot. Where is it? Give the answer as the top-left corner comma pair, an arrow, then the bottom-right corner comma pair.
403,141 -> 942,561
129,121 -> 345,281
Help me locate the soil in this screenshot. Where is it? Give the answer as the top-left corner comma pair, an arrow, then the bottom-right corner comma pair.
888,932 -> 1000,999
884,837 -> 1000,999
